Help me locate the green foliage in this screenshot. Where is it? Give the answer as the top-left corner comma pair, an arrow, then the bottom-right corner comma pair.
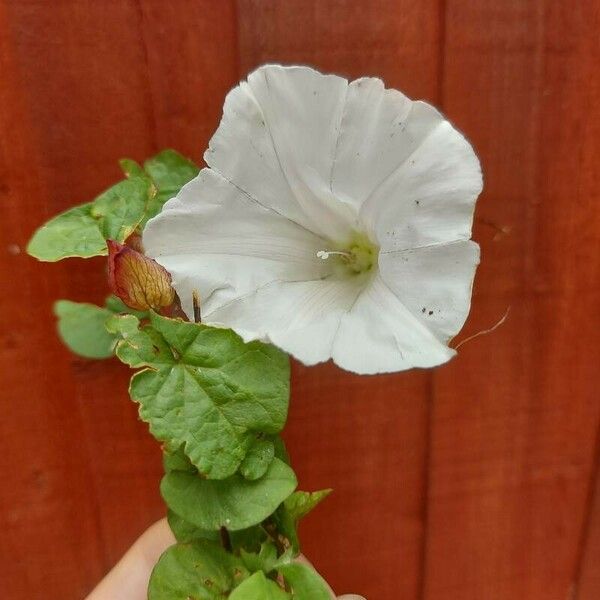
27,204 -> 106,262
229,571 -> 290,600
31,148 -> 336,598
27,177 -> 150,262
104,294 -> 149,319
161,457 -> 296,532
273,436 -> 291,465
240,542 -> 293,574
28,149 -> 198,263
149,535 -> 332,599
119,158 -> 145,178
273,489 -> 332,554
240,437 -> 275,480
90,177 -> 149,239
54,300 -> 118,359
53,296 -> 147,359
168,509 -> 268,554
140,149 -> 199,226
148,540 -> 249,599
167,510 -> 220,544
109,312 -> 290,479
284,490 -> 332,522
278,563 -> 333,599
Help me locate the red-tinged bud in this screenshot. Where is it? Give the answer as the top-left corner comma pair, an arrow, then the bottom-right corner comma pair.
126,233 -> 145,254
107,240 -> 175,311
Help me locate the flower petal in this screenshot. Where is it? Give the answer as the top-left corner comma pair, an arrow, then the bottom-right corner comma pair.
331,78 -> 433,209
205,65 -> 357,242
359,117 -> 482,251
204,277 -> 365,366
144,66 -> 483,375
378,240 -> 480,342
331,274 -> 455,374
143,169 -> 330,318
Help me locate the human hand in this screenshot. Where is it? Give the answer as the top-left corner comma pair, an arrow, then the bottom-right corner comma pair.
85,518 -> 365,600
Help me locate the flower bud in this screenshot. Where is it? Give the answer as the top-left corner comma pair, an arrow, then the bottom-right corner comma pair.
107,240 -> 175,311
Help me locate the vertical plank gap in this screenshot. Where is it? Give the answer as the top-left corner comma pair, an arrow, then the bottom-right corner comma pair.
421,0 -> 448,597
573,416 -> 600,599
418,376 -> 435,600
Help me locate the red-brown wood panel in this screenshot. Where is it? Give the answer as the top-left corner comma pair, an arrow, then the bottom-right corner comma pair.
0,2 -> 156,597
235,1 -> 442,597
572,4 -> 600,598
579,460 -> 600,600
425,2 -> 600,600
1,1 -> 599,600
0,0 -> 239,597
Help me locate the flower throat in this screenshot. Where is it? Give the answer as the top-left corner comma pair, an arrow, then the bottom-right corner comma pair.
317,232 -> 377,276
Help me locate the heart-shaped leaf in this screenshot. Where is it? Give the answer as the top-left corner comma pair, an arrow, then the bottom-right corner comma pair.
27,177 -> 151,262
161,457 -> 296,531
109,312 -> 290,479
148,540 -> 249,599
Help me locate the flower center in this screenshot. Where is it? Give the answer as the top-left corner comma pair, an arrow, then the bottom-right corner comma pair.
317,233 -> 378,276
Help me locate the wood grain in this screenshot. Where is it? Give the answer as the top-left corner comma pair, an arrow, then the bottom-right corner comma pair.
1,1 -> 599,599
579,458 -> 600,600
0,0 -> 238,596
425,2 -> 600,599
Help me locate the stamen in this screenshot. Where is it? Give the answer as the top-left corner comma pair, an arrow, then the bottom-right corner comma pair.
317,250 -> 351,260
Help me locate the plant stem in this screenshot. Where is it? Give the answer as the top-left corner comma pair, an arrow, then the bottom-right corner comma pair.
220,526 -> 232,552
192,290 -> 201,323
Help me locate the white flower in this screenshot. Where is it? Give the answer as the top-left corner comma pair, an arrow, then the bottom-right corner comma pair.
143,65 -> 482,374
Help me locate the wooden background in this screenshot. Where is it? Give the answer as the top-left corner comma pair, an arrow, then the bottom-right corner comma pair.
1,1 -> 599,598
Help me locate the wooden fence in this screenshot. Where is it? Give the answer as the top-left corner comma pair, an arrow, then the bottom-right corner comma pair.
1,1 -> 599,598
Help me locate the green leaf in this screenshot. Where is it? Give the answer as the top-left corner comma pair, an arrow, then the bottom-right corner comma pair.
27,177 -> 151,262
119,157 -> 145,178
167,510 -> 219,544
240,437 -> 275,480
278,563 -> 332,600
54,300 -> 117,359
229,526 -> 269,554
273,489 -> 332,554
106,313 -> 173,366
273,436 -> 291,465
284,489 -> 332,522
53,296 -> 150,359
163,445 -> 197,474
229,571 -> 290,600
141,149 -> 199,226
168,508 -> 267,552
104,294 -> 149,319
240,542 -> 278,573
240,542 -> 293,574
110,312 -> 290,479
90,176 -> 151,239
161,458 -> 297,531
28,204 -> 107,262
148,540 -> 249,600
164,448 -> 270,548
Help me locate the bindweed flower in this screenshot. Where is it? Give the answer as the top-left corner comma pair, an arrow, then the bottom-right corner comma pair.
143,65 -> 482,374
107,240 -> 175,312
